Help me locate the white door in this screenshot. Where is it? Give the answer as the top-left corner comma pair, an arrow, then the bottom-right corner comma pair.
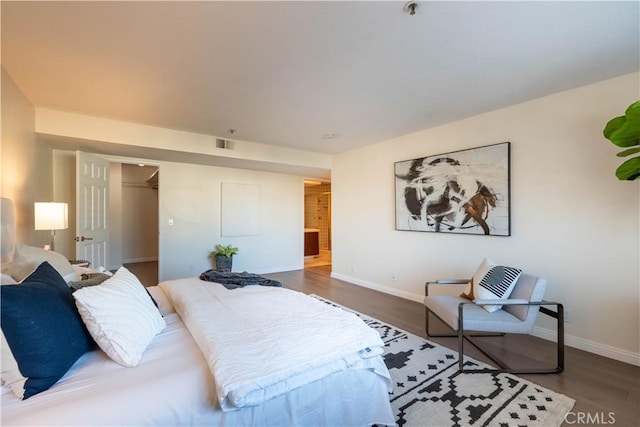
76,151 -> 109,268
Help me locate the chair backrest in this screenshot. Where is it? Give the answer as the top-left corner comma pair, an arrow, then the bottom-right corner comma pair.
503,273 -> 547,322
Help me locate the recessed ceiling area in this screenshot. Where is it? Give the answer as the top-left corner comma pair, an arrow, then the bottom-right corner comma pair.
2,1 -> 638,157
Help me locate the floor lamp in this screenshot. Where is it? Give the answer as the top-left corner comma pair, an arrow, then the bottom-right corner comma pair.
34,202 -> 68,252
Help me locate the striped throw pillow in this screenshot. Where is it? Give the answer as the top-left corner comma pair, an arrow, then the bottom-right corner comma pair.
472,258 -> 522,313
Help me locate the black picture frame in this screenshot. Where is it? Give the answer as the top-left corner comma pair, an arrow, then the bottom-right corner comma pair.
394,142 -> 511,236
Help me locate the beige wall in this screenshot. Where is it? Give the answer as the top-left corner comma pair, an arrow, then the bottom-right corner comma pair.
52,150 -> 76,258
332,72 -> 640,365
1,69 -> 56,252
108,162 -> 123,269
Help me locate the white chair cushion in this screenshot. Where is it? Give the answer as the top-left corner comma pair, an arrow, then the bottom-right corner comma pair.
424,295 -> 536,334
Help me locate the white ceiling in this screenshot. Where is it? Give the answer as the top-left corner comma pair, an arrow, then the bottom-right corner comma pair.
2,1 -> 639,156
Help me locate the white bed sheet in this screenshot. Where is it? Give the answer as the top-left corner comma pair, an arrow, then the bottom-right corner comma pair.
159,277 -> 389,411
1,312 -> 394,426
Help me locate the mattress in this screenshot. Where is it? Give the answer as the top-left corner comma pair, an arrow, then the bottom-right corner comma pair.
2,304 -> 394,426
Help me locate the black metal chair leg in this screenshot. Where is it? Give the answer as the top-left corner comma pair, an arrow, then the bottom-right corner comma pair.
456,302 -> 565,374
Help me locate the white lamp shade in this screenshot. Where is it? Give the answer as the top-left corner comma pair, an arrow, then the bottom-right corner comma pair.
34,202 -> 68,230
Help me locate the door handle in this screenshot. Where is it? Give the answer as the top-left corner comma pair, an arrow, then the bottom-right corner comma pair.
75,236 -> 94,242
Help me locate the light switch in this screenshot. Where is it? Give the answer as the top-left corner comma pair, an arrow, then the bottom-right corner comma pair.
168,218 -> 174,226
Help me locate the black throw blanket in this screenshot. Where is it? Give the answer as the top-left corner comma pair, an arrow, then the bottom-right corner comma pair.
199,269 -> 283,290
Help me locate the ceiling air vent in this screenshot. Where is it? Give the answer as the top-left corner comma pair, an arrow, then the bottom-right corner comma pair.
215,138 -> 235,150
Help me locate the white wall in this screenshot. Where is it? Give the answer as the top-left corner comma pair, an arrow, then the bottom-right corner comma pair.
332,73 -> 640,365
158,161 -> 304,281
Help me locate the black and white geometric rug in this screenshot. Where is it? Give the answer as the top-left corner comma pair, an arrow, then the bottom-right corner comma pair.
313,296 -> 576,427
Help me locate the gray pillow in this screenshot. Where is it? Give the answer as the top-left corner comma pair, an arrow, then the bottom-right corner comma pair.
68,273 -> 111,291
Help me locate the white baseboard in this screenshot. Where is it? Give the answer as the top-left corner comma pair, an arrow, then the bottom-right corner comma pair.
254,264 -> 303,275
533,326 -> 640,367
331,272 -> 425,303
332,272 -> 640,367
123,257 -> 159,264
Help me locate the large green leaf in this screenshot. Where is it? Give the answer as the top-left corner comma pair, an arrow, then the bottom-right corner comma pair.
617,147 -> 640,157
604,101 -> 640,148
615,156 -> 640,180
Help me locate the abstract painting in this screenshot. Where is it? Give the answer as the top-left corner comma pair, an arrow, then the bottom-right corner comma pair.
394,142 -> 511,236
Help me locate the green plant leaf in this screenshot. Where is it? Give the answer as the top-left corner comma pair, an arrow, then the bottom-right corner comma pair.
211,244 -> 239,257
604,115 -> 625,140
615,156 -> 640,180
603,101 -> 640,148
617,147 -> 640,157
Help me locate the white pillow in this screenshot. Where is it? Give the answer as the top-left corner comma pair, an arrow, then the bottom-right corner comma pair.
73,267 -> 166,367
472,258 -> 523,313
1,276 -> 20,387
10,244 -> 78,283
0,331 -> 26,396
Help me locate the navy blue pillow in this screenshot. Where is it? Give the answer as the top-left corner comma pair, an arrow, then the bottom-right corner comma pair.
1,261 -> 94,399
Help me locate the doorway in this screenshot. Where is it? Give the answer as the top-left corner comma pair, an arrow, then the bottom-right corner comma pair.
119,164 -> 159,286
304,181 -> 331,268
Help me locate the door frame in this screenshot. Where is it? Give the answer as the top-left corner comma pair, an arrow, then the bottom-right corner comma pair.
93,155 -> 161,278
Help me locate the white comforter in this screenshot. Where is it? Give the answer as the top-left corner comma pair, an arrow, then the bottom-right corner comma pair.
159,278 -> 390,411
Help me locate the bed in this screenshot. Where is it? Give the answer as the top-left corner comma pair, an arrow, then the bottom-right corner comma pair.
0,199 -> 395,426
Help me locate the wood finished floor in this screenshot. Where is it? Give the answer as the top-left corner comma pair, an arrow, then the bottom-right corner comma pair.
131,262 -> 640,426
124,261 -> 159,287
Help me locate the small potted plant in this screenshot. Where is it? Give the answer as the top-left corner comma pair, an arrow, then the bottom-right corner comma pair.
209,244 -> 238,272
